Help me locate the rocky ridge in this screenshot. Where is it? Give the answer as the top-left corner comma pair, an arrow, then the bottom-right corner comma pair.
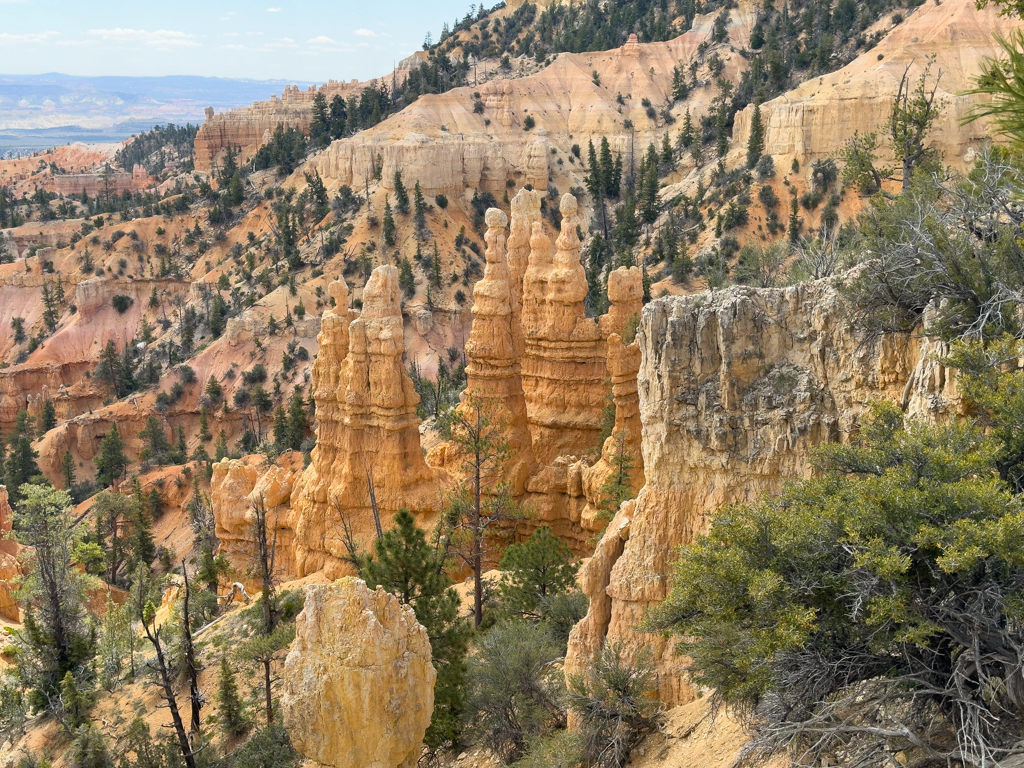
566,279 -> 959,705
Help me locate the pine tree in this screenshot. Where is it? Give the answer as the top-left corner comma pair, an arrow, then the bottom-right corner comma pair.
393,170 -> 410,214
362,509 -> 470,748
413,181 -> 427,237
496,526 -> 578,620
788,189 -> 803,243
205,375 -> 223,403
215,429 -> 229,461
217,654 -> 249,737
282,393 -> 307,452
638,143 -> 660,225
382,197 -> 396,247
61,670 -> 92,729
680,109 -> 694,149
18,485 -> 95,716
130,478 -> 155,569
661,132 -> 673,168
138,416 -> 171,465
6,410 -> 41,501
599,137 -> 616,196
309,91 -> 330,148
671,64 -> 690,101
273,406 -> 289,450
430,242 -> 443,288
747,102 -> 765,169
95,422 -> 128,487
198,406 -> 211,442
61,450 -> 76,491
39,399 -> 57,435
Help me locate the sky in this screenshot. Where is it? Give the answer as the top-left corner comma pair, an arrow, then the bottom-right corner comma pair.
0,0 -> 479,82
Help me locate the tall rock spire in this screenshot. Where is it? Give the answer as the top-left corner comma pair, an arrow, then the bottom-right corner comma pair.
291,266 -> 437,577
461,208 -> 536,492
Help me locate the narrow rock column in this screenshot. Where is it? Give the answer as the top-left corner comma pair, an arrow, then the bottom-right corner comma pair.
521,194 -> 608,464
461,208 -> 536,492
507,188 -> 542,313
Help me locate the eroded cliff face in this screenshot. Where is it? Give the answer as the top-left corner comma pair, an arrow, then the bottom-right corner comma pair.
730,0 -> 1022,172
566,279 -> 959,705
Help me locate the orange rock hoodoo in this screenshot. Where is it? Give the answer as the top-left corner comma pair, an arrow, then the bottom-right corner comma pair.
289,265 -> 438,577
458,207 -> 536,493
521,195 -> 609,464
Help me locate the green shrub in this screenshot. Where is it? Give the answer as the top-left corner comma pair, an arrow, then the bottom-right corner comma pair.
467,621 -> 565,764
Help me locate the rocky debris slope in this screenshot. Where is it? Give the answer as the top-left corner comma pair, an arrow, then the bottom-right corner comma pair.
283,577 -> 435,768
567,278 -> 959,705
731,0 -> 1022,172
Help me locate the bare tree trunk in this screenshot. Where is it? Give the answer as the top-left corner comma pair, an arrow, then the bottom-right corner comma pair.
264,659 -> 274,725
181,565 -> 202,745
143,618 -> 197,768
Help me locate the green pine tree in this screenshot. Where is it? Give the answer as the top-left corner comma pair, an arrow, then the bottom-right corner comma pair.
497,526 -> 579,620
747,102 -> 765,169
286,392 -> 309,451
217,654 -> 249,737
94,422 -> 128,487
382,197 -> 396,247
273,406 -> 289,450
362,509 -> 470,749
393,170 -> 410,214
6,410 -> 41,502
39,399 -> 57,434
61,450 -> 76,492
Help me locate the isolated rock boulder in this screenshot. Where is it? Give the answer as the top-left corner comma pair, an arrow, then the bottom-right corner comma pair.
282,577 -> 436,768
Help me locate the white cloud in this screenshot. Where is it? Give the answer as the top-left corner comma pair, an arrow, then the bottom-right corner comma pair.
308,35 -> 337,44
0,30 -> 59,43
354,28 -> 377,37
87,28 -> 200,49
221,44 -> 248,50
266,7 -> 281,11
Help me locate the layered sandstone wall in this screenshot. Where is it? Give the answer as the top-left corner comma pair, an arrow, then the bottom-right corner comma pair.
521,195 -> 611,464
566,279 -> 959,705
730,0 -> 1022,171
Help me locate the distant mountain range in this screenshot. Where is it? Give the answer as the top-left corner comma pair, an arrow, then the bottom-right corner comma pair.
0,73 -> 318,154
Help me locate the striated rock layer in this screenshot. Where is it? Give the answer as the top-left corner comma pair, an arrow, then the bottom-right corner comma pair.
290,266 -> 438,578
521,194 -> 608,464
453,207 -> 536,492
566,279 -> 959,706
282,577 -> 435,768
730,0 -> 1023,171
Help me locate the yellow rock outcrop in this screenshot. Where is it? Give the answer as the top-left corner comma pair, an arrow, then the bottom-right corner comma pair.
456,207 -> 536,492
282,577 -> 435,768
521,194 -> 608,464
567,278 -> 959,706
730,0 -> 1022,171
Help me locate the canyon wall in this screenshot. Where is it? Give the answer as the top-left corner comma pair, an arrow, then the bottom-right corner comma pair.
306,9 -> 755,197
194,56 -> 427,173
730,0 -> 1021,172
566,279 -> 959,706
